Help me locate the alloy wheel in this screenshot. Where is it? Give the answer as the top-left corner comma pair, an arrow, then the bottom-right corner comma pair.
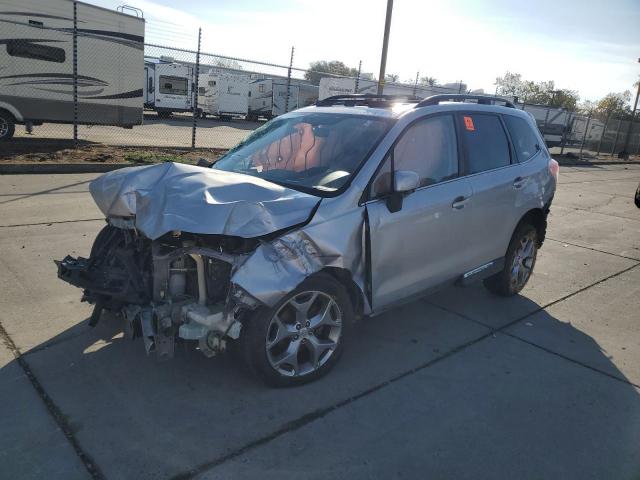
265,290 -> 343,378
510,231 -> 537,290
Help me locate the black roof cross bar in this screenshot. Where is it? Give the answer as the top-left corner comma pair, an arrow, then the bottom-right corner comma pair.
316,94 -> 421,107
416,94 -> 516,109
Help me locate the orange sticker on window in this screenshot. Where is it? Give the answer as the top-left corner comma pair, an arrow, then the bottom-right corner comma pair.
464,116 -> 475,131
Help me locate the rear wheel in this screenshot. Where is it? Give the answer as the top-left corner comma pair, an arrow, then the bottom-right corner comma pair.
237,274 -> 353,387
0,110 -> 15,141
484,223 -> 538,296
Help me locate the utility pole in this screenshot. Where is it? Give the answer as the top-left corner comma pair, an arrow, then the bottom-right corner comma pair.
377,0 -> 393,95
413,71 -> 419,96
619,58 -> 640,159
355,60 -> 362,93
285,46 -> 294,113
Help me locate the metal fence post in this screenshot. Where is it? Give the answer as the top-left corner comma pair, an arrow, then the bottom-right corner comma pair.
191,27 -> 201,149
355,60 -> 362,93
579,112 -> 592,158
542,107 -> 550,137
611,117 -> 623,156
285,46 -> 294,113
72,1 -> 78,148
560,111 -> 572,156
596,113 -> 611,157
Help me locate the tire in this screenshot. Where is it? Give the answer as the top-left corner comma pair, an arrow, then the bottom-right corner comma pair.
635,183 -> 640,209
0,110 -> 16,141
236,273 -> 353,387
483,223 -> 538,296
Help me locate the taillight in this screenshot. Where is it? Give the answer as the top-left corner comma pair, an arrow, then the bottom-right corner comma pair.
549,158 -> 559,181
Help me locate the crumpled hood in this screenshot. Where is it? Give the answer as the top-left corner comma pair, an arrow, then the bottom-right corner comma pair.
89,162 -> 320,240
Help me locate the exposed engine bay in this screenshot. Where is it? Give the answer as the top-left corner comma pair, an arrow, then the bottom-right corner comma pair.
57,224 -> 261,359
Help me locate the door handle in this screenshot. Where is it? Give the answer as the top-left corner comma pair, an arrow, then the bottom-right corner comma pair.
513,176 -> 527,189
452,195 -> 468,210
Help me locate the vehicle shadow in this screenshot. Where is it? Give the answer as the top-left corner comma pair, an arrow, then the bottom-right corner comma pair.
3,287 -> 640,479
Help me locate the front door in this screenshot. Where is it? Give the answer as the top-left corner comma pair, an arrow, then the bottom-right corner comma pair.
365,113 -> 476,310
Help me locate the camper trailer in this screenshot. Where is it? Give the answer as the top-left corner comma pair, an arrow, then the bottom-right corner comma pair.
0,0 -> 145,140
318,77 -> 376,100
144,58 -> 193,117
519,104 -> 571,148
297,82 -> 319,107
197,72 -> 249,120
247,79 -> 299,120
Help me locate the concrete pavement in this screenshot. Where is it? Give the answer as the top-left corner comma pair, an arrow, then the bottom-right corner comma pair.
0,164 -> 639,479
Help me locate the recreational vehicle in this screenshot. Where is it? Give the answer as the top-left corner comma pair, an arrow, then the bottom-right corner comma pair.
0,0 -> 145,140
318,77 -> 376,100
144,58 -> 193,117
247,79 -> 299,120
197,72 -> 249,120
518,104 -> 570,148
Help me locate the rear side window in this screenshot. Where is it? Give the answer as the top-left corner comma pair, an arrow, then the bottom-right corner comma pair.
6,40 -> 65,63
460,114 -> 510,174
503,115 -> 540,162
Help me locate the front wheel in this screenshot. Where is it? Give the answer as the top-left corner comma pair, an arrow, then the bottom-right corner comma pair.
484,223 -> 538,296
0,110 -> 15,141
236,274 -> 353,387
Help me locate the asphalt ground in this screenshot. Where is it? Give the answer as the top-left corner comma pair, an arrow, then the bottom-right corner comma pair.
0,164 -> 639,479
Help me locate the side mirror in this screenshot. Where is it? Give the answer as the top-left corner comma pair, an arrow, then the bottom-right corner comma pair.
386,170 -> 419,213
394,170 -> 419,193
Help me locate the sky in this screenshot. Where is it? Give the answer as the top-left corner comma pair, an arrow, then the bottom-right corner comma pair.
91,0 -> 640,102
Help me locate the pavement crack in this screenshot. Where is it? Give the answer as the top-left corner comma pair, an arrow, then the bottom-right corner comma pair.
502,331 -> 640,389
0,218 -> 104,228
546,237 -> 640,261
0,322 -> 105,480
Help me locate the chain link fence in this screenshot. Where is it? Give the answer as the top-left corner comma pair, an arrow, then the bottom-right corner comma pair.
2,1 -> 638,163
518,103 -> 640,160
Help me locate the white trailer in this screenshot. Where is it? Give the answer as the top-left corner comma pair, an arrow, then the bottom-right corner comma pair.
197,72 -> 249,119
317,77 -> 462,101
0,0 -> 145,140
318,77 -> 376,100
144,58 -> 193,117
518,104 -> 571,148
248,79 -> 299,120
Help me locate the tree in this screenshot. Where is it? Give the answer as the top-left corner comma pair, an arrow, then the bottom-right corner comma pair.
494,71 -> 579,110
304,60 -> 359,85
593,91 -> 632,118
385,73 -> 399,83
419,76 -> 437,86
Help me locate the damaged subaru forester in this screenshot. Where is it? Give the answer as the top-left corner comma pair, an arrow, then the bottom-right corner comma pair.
57,94 -> 558,386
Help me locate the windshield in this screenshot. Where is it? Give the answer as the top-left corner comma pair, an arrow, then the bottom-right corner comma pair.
212,112 -> 392,194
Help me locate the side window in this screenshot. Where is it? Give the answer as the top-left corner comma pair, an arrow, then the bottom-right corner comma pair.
159,76 -> 188,95
6,40 -> 65,63
460,114 -> 511,174
503,115 -> 540,162
371,114 -> 458,197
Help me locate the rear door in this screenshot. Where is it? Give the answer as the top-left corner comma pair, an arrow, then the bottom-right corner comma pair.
457,112 -> 524,264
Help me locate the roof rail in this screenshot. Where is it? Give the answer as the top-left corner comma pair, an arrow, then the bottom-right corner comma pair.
416,94 -> 515,109
316,94 -> 421,108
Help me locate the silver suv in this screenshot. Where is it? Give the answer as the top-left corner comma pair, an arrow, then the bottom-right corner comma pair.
58,94 -> 558,387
